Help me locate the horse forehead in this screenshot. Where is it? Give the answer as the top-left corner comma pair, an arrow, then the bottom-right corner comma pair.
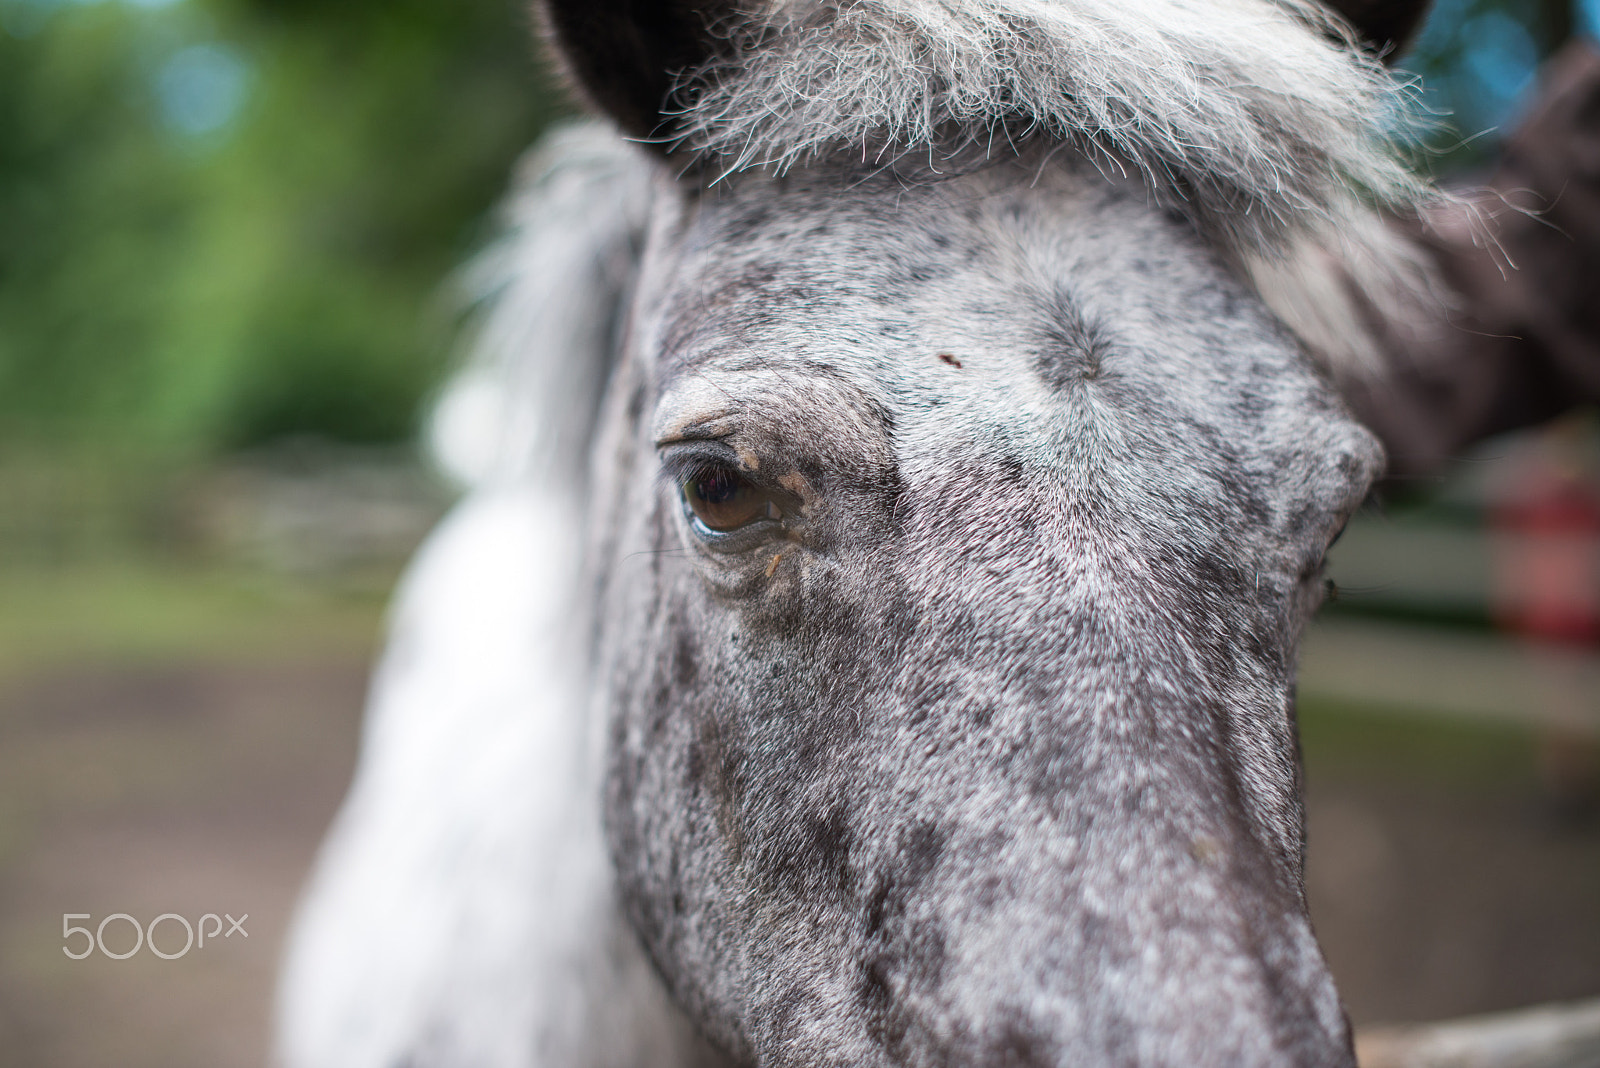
650,168 -> 1344,472
667,166 -> 1194,318
663,169 -> 1299,361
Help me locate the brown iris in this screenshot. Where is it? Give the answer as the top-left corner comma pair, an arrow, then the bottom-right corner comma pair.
684,467 -> 780,532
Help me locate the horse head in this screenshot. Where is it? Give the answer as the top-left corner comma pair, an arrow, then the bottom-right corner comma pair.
545,1 -> 1434,1064
281,2 -> 1447,1065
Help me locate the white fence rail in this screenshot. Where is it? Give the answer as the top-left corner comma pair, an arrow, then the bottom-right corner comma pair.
1357,997 -> 1600,1068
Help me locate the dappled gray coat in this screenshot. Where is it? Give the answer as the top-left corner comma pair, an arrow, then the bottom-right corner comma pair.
276,3 -> 1600,1067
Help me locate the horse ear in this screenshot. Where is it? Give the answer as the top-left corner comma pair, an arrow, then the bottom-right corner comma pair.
1321,0 -> 1433,60
539,0 -> 740,141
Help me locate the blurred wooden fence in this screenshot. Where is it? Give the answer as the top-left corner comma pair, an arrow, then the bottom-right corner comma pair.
1358,996 -> 1600,1068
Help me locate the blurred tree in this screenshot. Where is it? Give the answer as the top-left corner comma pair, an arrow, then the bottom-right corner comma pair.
0,4 -> 199,448
0,0 -> 561,461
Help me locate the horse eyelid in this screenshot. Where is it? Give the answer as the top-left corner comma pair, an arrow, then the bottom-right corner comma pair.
657,444 -> 743,491
658,443 -> 794,500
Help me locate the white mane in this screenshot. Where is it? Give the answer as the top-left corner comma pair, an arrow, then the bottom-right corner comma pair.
669,0 -> 1450,374
431,125 -> 654,487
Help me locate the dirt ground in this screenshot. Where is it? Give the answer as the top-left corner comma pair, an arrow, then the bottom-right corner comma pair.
0,646 -> 1596,1067
0,657 -> 369,1068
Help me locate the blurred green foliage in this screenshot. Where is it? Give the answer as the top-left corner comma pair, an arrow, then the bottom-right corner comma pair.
0,0 -> 561,465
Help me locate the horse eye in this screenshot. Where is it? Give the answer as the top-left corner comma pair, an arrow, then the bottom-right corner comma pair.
683,468 -> 779,532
